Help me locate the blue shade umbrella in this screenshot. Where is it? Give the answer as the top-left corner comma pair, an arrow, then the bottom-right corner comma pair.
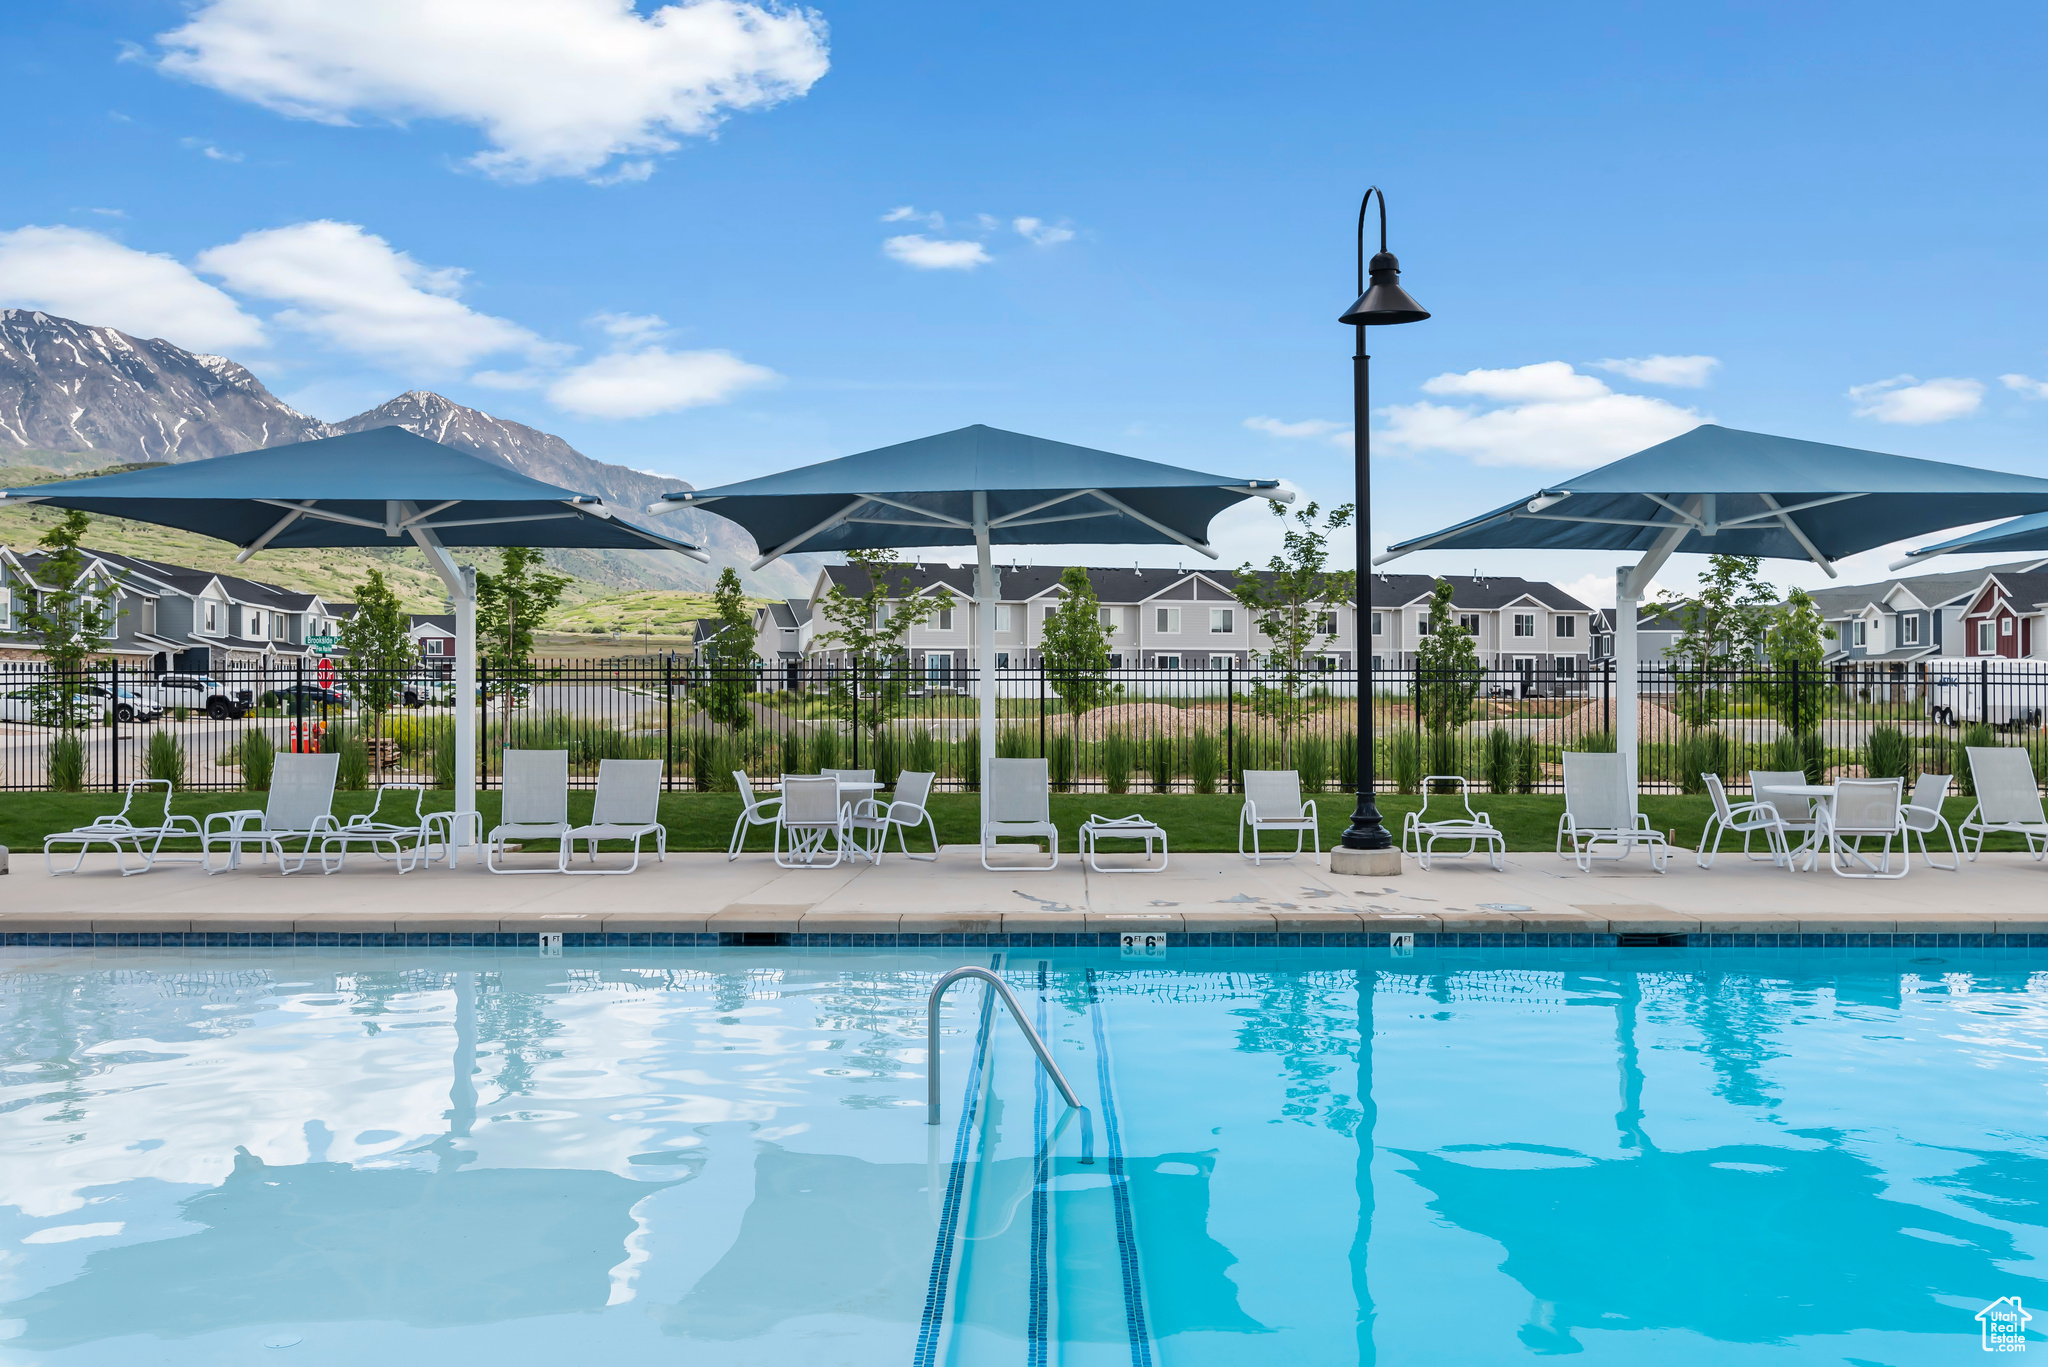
1892,511 -> 2048,567
2,428 -> 708,834
1374,424 -> 2048,765
647,424 -> 1286,817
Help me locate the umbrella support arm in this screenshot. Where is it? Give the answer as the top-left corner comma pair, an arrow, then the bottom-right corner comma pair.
411,522 -> 478,844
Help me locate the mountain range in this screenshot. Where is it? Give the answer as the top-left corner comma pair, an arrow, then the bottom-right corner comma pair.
0,309 -> 808,596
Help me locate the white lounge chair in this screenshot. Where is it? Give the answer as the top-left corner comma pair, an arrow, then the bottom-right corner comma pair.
1900,773 -> 1958,871
1818,777 -> 1907,878
316,783 -> 429,874
983,758 -> 1059,870
728,771 -> 782,860
1750,770 -> 1820,863
1960,747 -> 2048,861
776,774 -> 848,867
1556,751 -> 1667,873
561,759 -> 666,874
487,749 -> 570,874
45,779 -> 202,876
1239,770 -> 1320,866
1695,774 -> 1789,869
1401,775 -> 1504,871
848,769 -> 940,863
203,752 -> 341,875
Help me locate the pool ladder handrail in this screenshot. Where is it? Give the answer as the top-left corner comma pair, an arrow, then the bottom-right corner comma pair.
927,966 -> 1093,1163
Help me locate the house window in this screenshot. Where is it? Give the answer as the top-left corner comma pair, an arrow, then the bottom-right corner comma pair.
926,654 -> 951,684
2003,617 -> 2015,637
1099,607 -> 1114,628
1109,653 -> 1123,670
1978,621 -> 1996,654
1901,616 -> 1918,645
1210,608 -> 1233,634
993,605 -> 1012,632
1556,615 -> 1576,639
1460,613 -> 1482,636
1512,613 -> 1536,638
1370,611 -> 1384,636
204,601 -> 221,634
995,652 -> 1010,669
936,608 -> 953,631
1416,615 -> 1431,636
1315,654 -> 1339,672
1043,604 -> 1058,622
1558,656 -> 1578,680
1156,608 -> 1181,634
424,638 -> 446,656
1155,654 -> 1180,670
247,610 -> 265,638
272,615 -> 288,640
1316,611 -> 1338,635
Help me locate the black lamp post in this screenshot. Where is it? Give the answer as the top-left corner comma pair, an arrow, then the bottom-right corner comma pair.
1338,187 -> 1429,852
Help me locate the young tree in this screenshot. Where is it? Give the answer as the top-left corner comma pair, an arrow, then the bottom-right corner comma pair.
1233,500 -> 1356,763
476,547 -> 571,743
1659,554 -> 1778,727
335,568 -> 418,774
694,566 -> 757,730
19,509 -> 121,730
1413,577 -> 1483,735
1765,586 -> 1834,736
813,550 -> 947,748
1039,566 -> 1118,714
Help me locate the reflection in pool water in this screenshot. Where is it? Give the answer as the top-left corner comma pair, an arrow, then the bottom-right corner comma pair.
0,949 -> 2043,1364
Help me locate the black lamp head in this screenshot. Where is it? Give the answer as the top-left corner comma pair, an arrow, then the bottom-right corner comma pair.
1340,250 -> 1429,326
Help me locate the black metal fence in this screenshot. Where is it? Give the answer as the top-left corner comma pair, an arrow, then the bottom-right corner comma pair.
4,656 -> 2045,795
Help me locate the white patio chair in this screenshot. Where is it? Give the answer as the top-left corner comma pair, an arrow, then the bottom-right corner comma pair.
1818,777 -> 1907,878
561,759 -> 666,874
1239,770 -> 1320,866
45,779 -> 202,876
1900,773 -> 1958,871
1750,770 -> 1821,865
1959,747 -> 2048,861
1696,774 -> 1790,869
728,771 -> 782,861
983,758 -> 1059,871
1401,775 -> 1504,871
202,752 -> 341,875
823,768 -> 875,819
318,783 -> 430,874
1556,751 -> 1667,873
776,774 -> 848,868
487,749 -> 570,874
848,769 -> 939,863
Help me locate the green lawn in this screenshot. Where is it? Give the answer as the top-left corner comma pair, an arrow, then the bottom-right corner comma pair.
1,789 -> 2022,855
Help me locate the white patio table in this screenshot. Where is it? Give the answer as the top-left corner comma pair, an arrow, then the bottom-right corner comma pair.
1759,783 -> 1838,872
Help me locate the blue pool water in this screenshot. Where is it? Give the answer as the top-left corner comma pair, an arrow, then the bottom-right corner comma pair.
1,945 -> 2044,1365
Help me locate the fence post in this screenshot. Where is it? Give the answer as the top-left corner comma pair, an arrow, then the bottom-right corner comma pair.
1038,664 -> 1046,759
1980,657 -> 1990,729
663,654 -> 674,791
1226,657 -> 1235,792
109,662 -> 120,792
1603,655 -> 1612,737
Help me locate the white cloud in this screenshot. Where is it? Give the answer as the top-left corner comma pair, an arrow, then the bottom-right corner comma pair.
1557,572 -> 1678,610
2001,373 -> 2048,399
195,220 -> 554,369
1381,361 -> 1704,469
881,205 -> 943,228
468,368 -> 545,390
179,137 -> 244,162
1013,216 -> 1075,247
0,225 -> 265,351
1847,374 -> 1984,425
592,311 -> 669,343
1591,353 -> 1719,388
154,0 -> 830,183
1244,415 -> 1342,439
882,234 -> 990,271
547,346 -> 775,418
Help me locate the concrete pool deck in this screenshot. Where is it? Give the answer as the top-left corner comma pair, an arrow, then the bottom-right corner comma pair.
5,844 -> 2047,940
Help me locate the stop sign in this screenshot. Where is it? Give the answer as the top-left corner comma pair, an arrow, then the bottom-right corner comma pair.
316,657 -> 336,688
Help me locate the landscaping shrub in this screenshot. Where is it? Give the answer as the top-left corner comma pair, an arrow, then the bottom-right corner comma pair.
905,726 -> 938,776
145,729 -> 186,787
1188,730 -> 1221,794
1335,731 -> 1357,791
337,734 -> 370,791
1483,728 -> 1515,793
1423,730 -> 1458,791
1675,729 -> 1731,795
240,729 -> 274,792
1954,723 -> 1995,796
873,728 -> 901,788
779,730 -> 810,777
996,725 -> 1036,759
1514,734 -> 1539,793
1102,730 -> 1132,795
1768,733 -> 1804,775
1863,725 -> 1914,783
1146,734 -> 1175,792
810,725 -> 841,771
1569,730 -> 1617,753
1047,732 -> 1075,792
1391,733 -> 1422,794
688,729 -> 718,791
1296,735 -> 1328,793
433,726 -> 455,790
49,733 -> 86,792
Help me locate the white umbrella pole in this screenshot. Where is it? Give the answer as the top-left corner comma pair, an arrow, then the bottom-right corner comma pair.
412,525 -> 477,852
974,492 -> 996,833
1614,569 -> 1639,786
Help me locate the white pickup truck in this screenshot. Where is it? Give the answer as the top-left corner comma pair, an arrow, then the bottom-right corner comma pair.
133,673 -> 253,720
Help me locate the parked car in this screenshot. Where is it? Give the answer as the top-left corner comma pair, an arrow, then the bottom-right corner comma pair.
136,673 -> 252,719
263,683 -> 352,712
0,683 -> 94,725
76,682 -> 163,724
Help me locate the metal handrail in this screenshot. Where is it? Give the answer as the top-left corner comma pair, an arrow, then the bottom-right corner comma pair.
927,967 -> 1093,1163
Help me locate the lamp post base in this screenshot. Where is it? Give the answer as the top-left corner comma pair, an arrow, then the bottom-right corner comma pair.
1330,846 -> 1403,877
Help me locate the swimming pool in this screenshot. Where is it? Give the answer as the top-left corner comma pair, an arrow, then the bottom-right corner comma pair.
1,944 -> 2043,1364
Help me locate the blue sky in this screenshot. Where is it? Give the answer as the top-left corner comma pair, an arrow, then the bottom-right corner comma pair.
3,0 -> 2045,603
